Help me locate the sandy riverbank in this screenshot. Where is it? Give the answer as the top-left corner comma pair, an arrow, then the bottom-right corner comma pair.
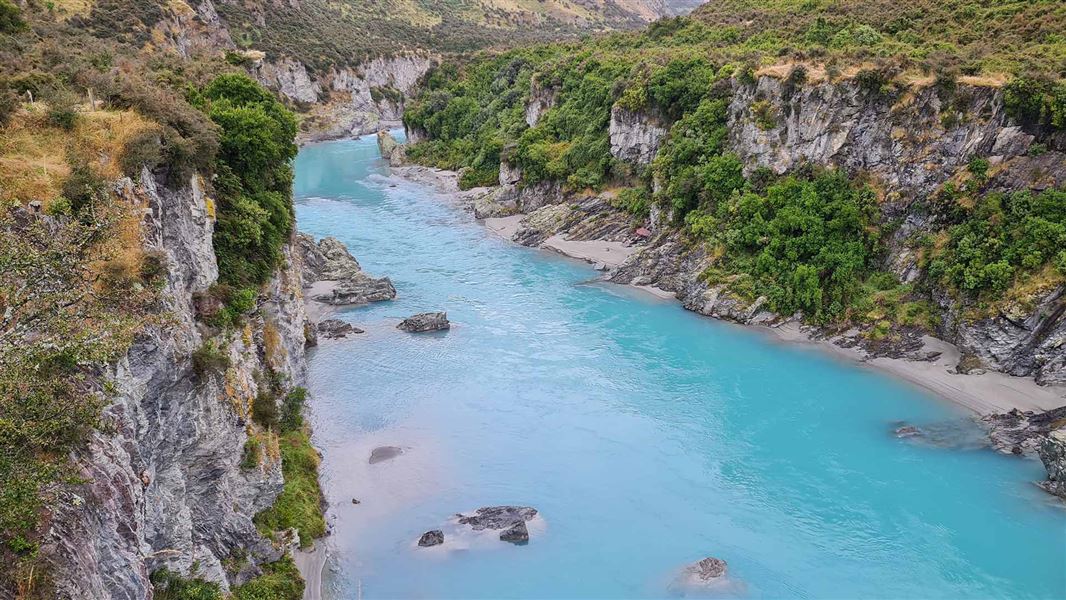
387,165 -> 1065,417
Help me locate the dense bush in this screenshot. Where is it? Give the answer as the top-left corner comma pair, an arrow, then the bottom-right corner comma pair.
253,428 -> 326,548
0,0 -> 23,33
200,74 -> 297,288
232,556 -> 304,600
928,189 -> 1066,299
688,169 -> 882,322
151,569 -> 222,600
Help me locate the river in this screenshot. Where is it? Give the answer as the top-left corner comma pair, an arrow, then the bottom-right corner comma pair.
293,135 -> 1065,599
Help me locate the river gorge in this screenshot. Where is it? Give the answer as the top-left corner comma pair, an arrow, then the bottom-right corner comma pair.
293,135 -> 1065,599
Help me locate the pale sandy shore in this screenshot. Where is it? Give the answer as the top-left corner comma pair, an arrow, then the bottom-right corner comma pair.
762,322 -> 1065,415
392,166 -> 1065,417
293,543 -> 326,600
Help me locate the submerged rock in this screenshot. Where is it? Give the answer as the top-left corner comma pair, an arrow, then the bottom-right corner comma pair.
498,520 -> 529,545
317,319 -> 363,339
456,506 -> 537,531
369,446 -> 404,464
685,557 -> 728,582
397,312 -> 450,332
894,425 -> 922,438
982,406 -> 1066,456
418,530 -> 444,547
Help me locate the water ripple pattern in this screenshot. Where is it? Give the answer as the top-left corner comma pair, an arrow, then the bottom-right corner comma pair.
294,136 -> 1066,600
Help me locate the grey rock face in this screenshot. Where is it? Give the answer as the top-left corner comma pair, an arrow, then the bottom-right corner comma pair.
525,80 -> 556,128
377,130 -> 407,166
456,506 -> 538,531
287,53 -> 437,142
728,77 -> 1022,201
1037,430 -> 1066,499
297,233 -> 397,306
499,520 -> 529,545
983,406 -> 1066,456
418,530 -> 444,547
954,286 -> 1066,386
42,170 -> 310,598
609,106 -> 667,166
254,57 -> 321,104
317,319 -> 362,339
397,312 -> 450,332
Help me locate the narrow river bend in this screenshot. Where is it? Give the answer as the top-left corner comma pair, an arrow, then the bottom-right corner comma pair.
294,135 -> 1065,599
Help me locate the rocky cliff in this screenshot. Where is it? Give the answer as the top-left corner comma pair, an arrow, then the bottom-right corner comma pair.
253,53 -> 438,142
488,74 -> 1066,387
37,169 -> 313,598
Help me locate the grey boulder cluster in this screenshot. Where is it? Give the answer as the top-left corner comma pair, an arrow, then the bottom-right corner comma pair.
297,233 -> 397,306
417,506 -> 538,549
298,232 -> 452,338
397,311 -> 450,333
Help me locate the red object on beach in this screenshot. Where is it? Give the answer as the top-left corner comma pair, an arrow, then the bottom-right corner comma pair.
635,227 -> 651,238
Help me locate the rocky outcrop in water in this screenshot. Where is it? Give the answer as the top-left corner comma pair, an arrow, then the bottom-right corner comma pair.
40,169 -> 310,597
317,319 -> 362,338
377,130 -> 407,166
418,530 -> 444,547
398,312 -> 450,332
297,233 -> 397,305
1037,431 -> 1066,499
457,506 -> 538,531
685,557 -> 728,582
982,406 -> 1066,455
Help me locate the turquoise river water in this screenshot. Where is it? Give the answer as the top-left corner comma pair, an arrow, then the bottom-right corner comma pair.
294,135 -> 1065,599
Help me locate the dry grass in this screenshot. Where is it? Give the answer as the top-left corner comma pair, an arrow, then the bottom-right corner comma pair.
0,104 -> 153,210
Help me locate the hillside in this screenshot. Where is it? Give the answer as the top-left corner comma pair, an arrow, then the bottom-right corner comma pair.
401,1 -> 1066,383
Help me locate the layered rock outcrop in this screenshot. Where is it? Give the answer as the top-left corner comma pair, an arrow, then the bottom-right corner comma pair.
297,233 -> 397,306
41,169 -> 312,598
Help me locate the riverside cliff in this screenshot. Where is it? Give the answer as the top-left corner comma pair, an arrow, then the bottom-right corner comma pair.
38,170 -> 312,598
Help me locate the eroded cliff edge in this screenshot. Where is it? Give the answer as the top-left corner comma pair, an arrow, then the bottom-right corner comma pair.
35,169 -> 315,598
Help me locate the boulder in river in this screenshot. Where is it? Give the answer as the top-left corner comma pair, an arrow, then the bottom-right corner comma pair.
369,446 -> 404,464
418,530 -> 444,547
684,557 -> 728,582
317,319 -> 363,339
297,233 -> 398,306
398,312 -> 450,333
456,506 -> 537,531
499,520 -> 529,545
894,425 -> 922,438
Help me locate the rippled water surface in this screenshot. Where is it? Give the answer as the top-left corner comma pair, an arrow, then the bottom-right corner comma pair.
294,136 -> 1065,599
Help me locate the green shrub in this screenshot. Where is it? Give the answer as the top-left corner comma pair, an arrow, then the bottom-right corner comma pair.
929,189 -> 1066,298
191,342 -> 230,378
120,128 -> 165,176
61,159 -> 108,214
0,0 -> 24,33
202,74 -> 297,289
253,429 -> 326,548
279,387 -> 307,432
252,391 -> 278,429
0,84 -> 17,128
151,569 -> 222,600
47,104 -> 78,130
613,187 -> 650,217
241,435 -> 262,470
232,556 -> 304,600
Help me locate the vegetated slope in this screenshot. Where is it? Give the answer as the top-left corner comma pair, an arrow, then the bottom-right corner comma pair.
0,3 -> 323,598
402,2 -> 1066,381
